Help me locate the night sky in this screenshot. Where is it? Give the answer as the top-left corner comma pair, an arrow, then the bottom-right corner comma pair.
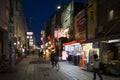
21,0 -> 87,45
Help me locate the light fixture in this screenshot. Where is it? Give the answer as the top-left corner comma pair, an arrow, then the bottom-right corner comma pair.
57,6 -> 61,9
26,32 -> 33,35
17,41 -> 20,45
108,39 -> 120,43
27,36 -> 29,39
14,42 -> 16,45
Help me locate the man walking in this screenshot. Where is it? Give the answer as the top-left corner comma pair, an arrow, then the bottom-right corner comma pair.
93,54 -> 103,80
50,51 -> 56,67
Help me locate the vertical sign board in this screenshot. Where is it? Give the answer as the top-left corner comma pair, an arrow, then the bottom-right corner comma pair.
75,10 -> 86,40
87,0 -> 97,39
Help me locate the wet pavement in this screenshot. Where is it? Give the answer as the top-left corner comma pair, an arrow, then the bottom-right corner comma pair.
0,55 -> 120,80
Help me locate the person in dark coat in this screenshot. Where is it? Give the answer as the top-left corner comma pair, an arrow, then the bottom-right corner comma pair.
50,51 -> 56,67
32,50 -> 35,56
39,49 -> 43,58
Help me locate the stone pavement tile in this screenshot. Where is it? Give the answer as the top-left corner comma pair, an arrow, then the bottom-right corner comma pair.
59,61 -> 120,80
0,55 -> 70,80
0,55 -> 120,80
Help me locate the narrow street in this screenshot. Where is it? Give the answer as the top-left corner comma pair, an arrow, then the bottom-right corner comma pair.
0,54 -> 120,80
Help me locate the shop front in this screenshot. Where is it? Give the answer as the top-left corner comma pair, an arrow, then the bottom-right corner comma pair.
82,36 -> 120,75
62,40 -> 84,65
79,42 -> 101,71
99,39 -> 120,75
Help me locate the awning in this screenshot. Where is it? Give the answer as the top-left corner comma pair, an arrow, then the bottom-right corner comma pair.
62,40 -> 85,46
83,34 -> 120,43
62,34 -> 120,46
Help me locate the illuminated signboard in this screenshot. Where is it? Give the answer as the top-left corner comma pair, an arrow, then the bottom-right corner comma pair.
26,32 -> 33,35
54,30 -> 58,38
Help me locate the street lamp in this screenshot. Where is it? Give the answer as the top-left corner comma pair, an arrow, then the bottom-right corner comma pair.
57,6 -> 61,9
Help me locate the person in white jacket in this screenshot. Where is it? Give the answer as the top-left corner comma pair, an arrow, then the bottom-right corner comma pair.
93,54 -> 103,80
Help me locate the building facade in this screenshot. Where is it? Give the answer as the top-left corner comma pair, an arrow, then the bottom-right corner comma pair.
82,0 -> 120,75
0,0 -> 28,66
0,0 -> 10,59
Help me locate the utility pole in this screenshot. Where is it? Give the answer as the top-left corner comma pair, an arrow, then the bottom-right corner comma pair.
9,0 -> 15,72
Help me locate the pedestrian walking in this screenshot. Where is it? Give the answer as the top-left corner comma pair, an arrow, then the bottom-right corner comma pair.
32,50 -> 35,56
38,50 -> 41,58
38,50 -> 43,58
92,54 -> 103,80
50,51 -> 56,67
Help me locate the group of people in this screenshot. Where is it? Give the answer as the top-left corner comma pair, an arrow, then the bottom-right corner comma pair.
49,52 -> 103,80
35,49 -> 103,80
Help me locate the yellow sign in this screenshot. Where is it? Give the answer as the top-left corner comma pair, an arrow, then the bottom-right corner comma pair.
88,0 -> 96,21
83,45 -> 92,51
